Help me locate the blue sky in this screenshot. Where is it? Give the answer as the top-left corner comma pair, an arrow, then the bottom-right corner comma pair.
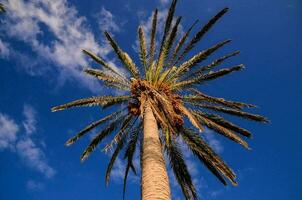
0,0 -> 301,199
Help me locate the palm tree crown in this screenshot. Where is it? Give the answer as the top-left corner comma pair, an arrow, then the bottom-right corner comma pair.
52,0 -> 267,199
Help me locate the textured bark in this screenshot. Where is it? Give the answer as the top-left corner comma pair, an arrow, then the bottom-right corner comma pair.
141,102 -> 171,200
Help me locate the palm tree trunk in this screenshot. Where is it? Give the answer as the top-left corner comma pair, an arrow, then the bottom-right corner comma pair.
141,102 -> 171,200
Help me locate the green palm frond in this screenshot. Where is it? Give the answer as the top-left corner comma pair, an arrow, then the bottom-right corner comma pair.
138,26 -> 148,73
104,31 -> 140,78
166,139 -> 198,200
82,49 -> 128,81
198,113 -> 252,138
65,110 -> 124,146
52,95 -> 131,112
185,88 -> 256,109
122,127 -> 140,199
193,110 -> 249,148
181,128 -> 237,185
105,133 -> 127,185
168,19 -> 199,67
184,50 -> 240,80
102,116 -> 138,153
170,39 -> 232,82
176,7 -> 229,64
158,0 -> 178,59
80,113 -> 130,161
155,16 -> 182,81
148,9 -> 158,68
197,104 -> 268,123
174,64 -> 244,89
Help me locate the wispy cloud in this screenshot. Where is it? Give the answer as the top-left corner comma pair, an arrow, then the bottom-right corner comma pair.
1,0 -> 122,92
0,39 -> 10,58
0,113 -> 19,150
22,104 -> 37,135
203,129 -> 224,154
16,138 -> 55,178
0,104 -> 55,179
97,7 -> 120,33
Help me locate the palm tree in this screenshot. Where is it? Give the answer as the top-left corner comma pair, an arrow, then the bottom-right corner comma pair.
52,0 -> 267,199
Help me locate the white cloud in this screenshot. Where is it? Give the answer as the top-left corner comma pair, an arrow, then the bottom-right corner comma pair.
1,0 -> 121,91
159,0 -> 170,5
97,7 -> 120,33
22,105 -> 37,135
203,129 -> 224,154
0,105 -> 55,179
16,138 -> 55,178
0,39 -> 10,58
0,113 -> 19,150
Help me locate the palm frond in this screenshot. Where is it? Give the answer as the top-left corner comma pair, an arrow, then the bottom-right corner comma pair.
82,49 -> 127,81
65,110 -> 124,146
138,26 -> 148,72
168,19 -> 199,67
166,139 -> 198,200
174,64 -> 244,89
181,128 -> 237,185
170,39 -> 231,81
52,95 -> 131,112
104,31 -> 140,78
158,0 -> 178,58
198,113 -> 252,138
184,51 -> 240,80
155,16 -> 182,81
148,9 -> 158,68
105,134 -> 127,185
187,88 -> 256,109
179,104 -> 204,132
103,116 -> 138,153
80,113 -> 130,161
84,68 -> 130,87
197,104 -> 269,123
122,127 -> 140,199
193,110 -> 249,148
176,7 -> 229,64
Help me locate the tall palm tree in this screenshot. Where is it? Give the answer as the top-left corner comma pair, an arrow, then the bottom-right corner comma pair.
52,0 -> 267,199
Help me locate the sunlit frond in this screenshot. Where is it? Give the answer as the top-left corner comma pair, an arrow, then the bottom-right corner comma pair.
176,7 -> 229,64
186,88 -> 256,109
105,31 -> 140,78
170,39 -> 231,82
52,95 -> 131,112
174,64 -> 244,89
82,49 -> 128,81
155,16 -> 182,81
193,110 -> 249,148
168,19 -> 199,67
138,26 -> 148,73
197,104 -> 268,123
184,50 -> 240,80
148,9 -> 158,68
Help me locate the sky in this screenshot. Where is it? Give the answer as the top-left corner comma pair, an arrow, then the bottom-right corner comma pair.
0,0 -> 301,199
